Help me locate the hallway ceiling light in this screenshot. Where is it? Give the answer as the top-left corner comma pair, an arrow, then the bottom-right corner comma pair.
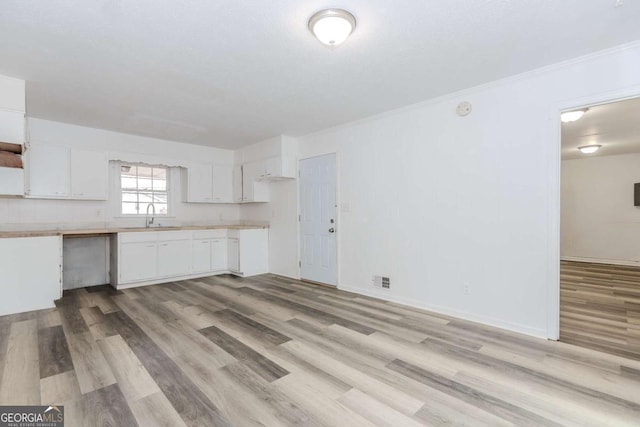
578,144 -> 602,154
308,9 -> 356,46
561,108 -> 589,123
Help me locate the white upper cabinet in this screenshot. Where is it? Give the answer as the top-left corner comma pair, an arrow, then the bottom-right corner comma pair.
0,74 -> 26,196
232,165 -> 243,202
212,164 -> 232,202
0,75 -> 25,112
185,163 -> 233,203
0,110 -> 25,145
27,143 -> 108,200
186,163 -> 213,202
241,161 -> 269,202
27,143 -> 70,198
0,76 -> 26,145
255,156 -> 296,181
70,148 -> 108,199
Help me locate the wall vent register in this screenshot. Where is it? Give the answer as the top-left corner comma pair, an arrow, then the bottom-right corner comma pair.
373,275 -> 390,289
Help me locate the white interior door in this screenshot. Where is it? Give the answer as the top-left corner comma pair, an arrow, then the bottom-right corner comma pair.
299,153 -> 337,286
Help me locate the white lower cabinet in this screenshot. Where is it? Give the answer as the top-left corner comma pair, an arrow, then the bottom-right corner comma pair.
227,238 -> 240,272
119,241 -> 157,283
0,236 -> 62,316
211,238 -> 228,271
192,237 -> 228,273
192,239 -> 212,273
227,229 -> 269,277
158,239 -> 192,277
115,228 -> 265,288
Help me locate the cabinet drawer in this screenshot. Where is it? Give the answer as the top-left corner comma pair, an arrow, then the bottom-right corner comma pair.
119,231 -> 157,243
193,229 -> 227,239
157,230 -> 192,241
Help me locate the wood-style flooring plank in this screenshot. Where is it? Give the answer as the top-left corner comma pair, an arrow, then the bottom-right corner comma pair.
65,331 -> 116,394
272,374 -> 375,427
0,319 -> 40,404
97,334 -> 161,402
129,391 -> 188,427
65,383 -> 138,427
199,325 -> 289,382
38,325 -> 73,379
40,370 -> 81,405
337,387 -> 425,427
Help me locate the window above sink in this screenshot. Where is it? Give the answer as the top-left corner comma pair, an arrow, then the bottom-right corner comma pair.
120,163 -> 169,216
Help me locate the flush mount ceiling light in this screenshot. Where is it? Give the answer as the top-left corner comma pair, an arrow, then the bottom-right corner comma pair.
578,144 -> 602,154
308,9 -> 356,46
561,108 -> 589,123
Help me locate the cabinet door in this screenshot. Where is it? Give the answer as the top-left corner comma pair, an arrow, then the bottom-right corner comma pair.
192,239 -> 212,273
187,164 -> 213,202
158,239 -> 192,277
27,143 -> 70,198
120,242 -> 157,283
241,163 -> 255,202
211,238 -> 228,271
0,110 -> 25,145
232,165 -> 243,202
70,148 -> 108,199
212,164 -> 233,202
263,157 -> 280,179
227,238 -> 240,272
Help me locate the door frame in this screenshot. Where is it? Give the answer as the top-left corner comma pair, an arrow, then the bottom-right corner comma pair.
547,84 -> 640,340
297,152 -> 339,287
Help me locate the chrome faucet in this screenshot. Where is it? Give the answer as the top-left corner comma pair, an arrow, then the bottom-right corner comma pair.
145,203 -> 156,228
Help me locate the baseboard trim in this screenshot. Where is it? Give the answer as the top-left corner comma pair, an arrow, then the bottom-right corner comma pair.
561,256 -> 640,268
338,284 -> 548,339
300,278 -> 336,289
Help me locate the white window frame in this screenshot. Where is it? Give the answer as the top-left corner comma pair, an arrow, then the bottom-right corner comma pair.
119,162 -> 170,217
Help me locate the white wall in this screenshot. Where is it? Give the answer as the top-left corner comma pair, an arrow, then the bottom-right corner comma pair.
0,119 -> 240,230
562,153 -> 640,265
248,41 -> 640,338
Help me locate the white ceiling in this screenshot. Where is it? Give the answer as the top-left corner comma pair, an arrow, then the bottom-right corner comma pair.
1,1 -> 639,149
561,96 -> 640,160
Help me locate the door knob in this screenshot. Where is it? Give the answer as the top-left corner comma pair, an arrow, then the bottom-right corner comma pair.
328,228 -> 335,233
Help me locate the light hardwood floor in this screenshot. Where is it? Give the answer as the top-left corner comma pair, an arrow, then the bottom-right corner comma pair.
1,273 -> 640,426
561,260 -> 640,361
